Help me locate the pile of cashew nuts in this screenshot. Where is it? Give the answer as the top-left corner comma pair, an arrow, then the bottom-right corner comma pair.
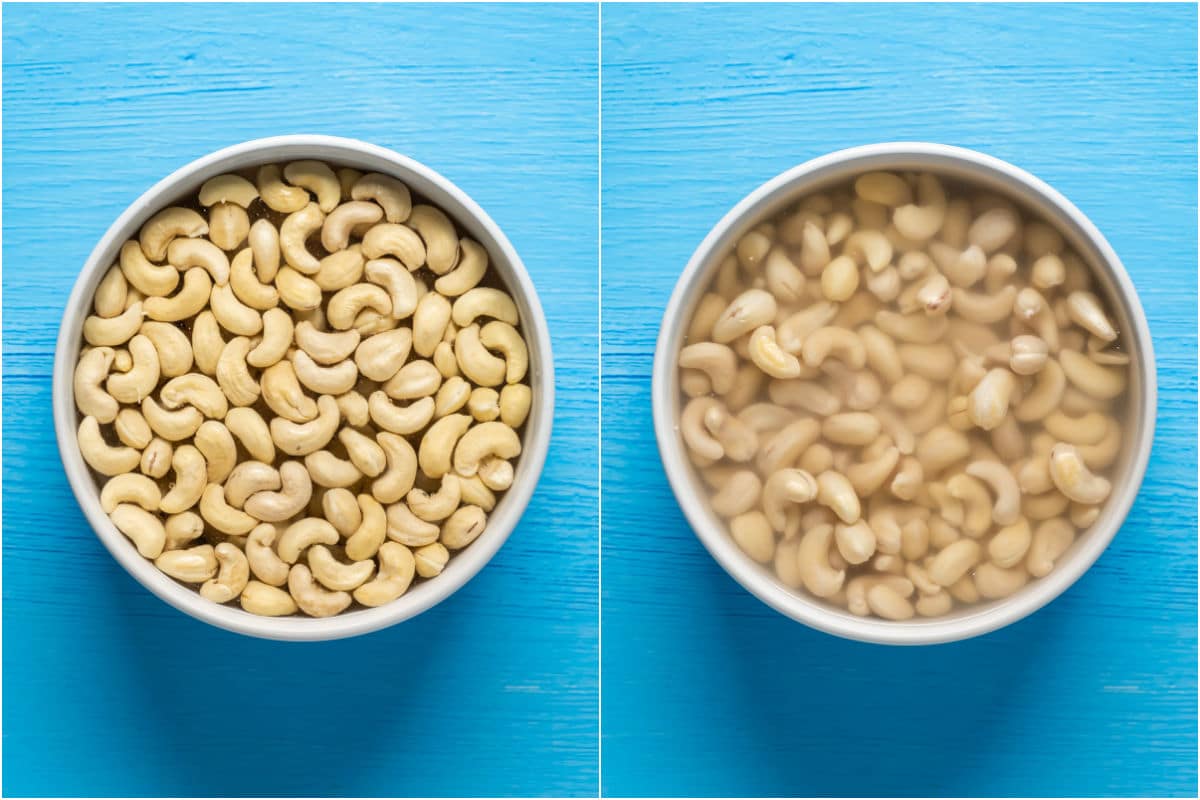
679,171 -> 1130,620
74,161 -> 532,617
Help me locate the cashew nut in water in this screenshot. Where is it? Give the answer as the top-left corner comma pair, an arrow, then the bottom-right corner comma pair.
73,162 -> 532,616
679,169 -> 1131,619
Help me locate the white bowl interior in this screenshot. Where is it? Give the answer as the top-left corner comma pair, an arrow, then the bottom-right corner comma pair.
53,135 -> 554,641
654,143 -> 1156,645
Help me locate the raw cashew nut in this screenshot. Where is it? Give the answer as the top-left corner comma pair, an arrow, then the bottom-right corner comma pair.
140,206 -> 208,261
240,581 -> 298,616
159,445 -> 207,514
247,308 -> 293,368
229,248 -> 279,310
307,546 -> 376,591
345,495 -> 388,561
155,545 -> 219,584
199,173 -> 259,208
1059,349 -> 1126,400
168,237 -> 230,286
323,201 -> 383,252
354,542 -> 416,606
370,391 -> 436,434
244,461 -> 313,521
288,564 -> 351,617
374,432 -> 419,503
84,302 -> 143,346
74,346 -> 119,422
453,421 -> 522,478
327,283 -> 392,330
140,321 -> 194,377
929,539 -> 981,587
435,238 -> 489,297
257,164 -> 309,213
292,350 -> 358,395
441,505 -> 488,550
101,473 -> 162,513
78,416 -> 141,475
216,337 -> 260,407
120,240 -> 179,297
283,160 -> 340,212
387,501 -> 441,546
110,503 -> 167,558
362,223 -> 425,269
339,427 -> 387,477
418,413 -> 473,479
245,524 -> 290,586
305,450 -> 363,488
479,322 -> 529,384
352,173 -> 412,223
200,483 -> 257,535
295,320 -> 360,364
270,394 -> 340,456
968,368 -> 1016,431
408,204 -> 459,274
279,202 -> 325,274
200,543 -> 250,603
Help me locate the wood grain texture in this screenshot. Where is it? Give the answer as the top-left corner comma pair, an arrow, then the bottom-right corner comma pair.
3,4 -> 598,797
600,4 -> 1197,797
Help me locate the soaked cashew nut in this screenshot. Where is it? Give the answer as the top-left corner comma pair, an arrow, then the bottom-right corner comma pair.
1059,349 -> 1126,400
1049,443 -> 1112,504
968,368 -> 1016,431
801,326 -> 866,369
929,539 -> 981,587
761,468 -> 818,532
1027,518 -> 1075,577
797,524 -> 845,598
816,470 -> 860,524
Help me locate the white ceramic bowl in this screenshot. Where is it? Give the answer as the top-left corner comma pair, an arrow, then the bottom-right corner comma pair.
653,142 -> 1156,645
54,135 -> 554,641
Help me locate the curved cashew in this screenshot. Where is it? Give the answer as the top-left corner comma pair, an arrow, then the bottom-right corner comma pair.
951,285 -> 1016,325
746,326 -> 802,379
844,229 -> 892,272
74,346 -> 119,423
384,358 -> 443,400
914,424 -> 971,476
287,564 -> 351,617
974,562 -> 1029,600
451,288 -> 520,330
434,238 -> 488,296
854,171 -> 911,206
820,255 -> 859,302
308,243 -> 364,289
373,432 -> 419,503
199,173 -> 259,208
353,542 -> 415,606
729,511 -> 775,563
499,384 -> 532,429
345,494 -> 388,561
95,266 -> 128,317
967,207 -> 1018,253
293,320 -> 358,366
987,517 -> 1032,569
111,408 -> 151,450
891,174 -> 946,241
441,504 -> 488,550
185,311 -> 223,377
253,164 -> 308,213
1049,443 -> 1112,504
414,543 -> 450,578
460,476 -> 497,510
221,407 -> 274,465
479,321 -> 529,385
282,160 -> 339,212
139,206 -> 208,261
240,308 -> 289,368
267,268 -> 321,316
260,362 -> 317,423
199,543 -> 250,603
243,219 -> 282,286
351,172 -> 412,222
321,488 -> 363,536
801,326 -> 865,369
678,342 -> 736,394
240,581 -> 298,616
108,503 -> 167,559
339,427 -> 387,477
362,223 -> 425,269
760,468 -> 817,532
946,474 -> 992,537
846,446 -> 900,496
155,544 -> 219,584
412,292 -> 452,357
707,470 -> 761,518
307,545 -> 375,592
135,438 -> 171,480
195,423 -> 237,482
821,412 -> 882,447
120,239 -> 178,297
451,324 -> 505,387
875,309 -> 947,345
407,474 -> 463,522
305,450 -> 363,488
711,289 -> 776,343
83,302 -> 143,347
99,473 -> 161,514
370,391 -> 436,435
1059,349 -> 1126,400
241,524 -> 288,585
1027,518 -> 1075,578
413,413 -> 471,479
468,387 -> 501,422
1014,358 -> 1065,423
134,323 -> 191,380
776,302 -> 838,353
270,394 -> 339,456
291,349 -> 358,395
209,283 -> 262,336
160,373 -> 227,419
363,257 -> 419,319
387,501 -> 441,546
228,248 -> 278,310
272,518 -> 340,565
77,416 -> 140,476
408,204 -> 459,274
241,460 -> 311,522
797,524 -> 845,598
168,237 -> 229,286
816,470 -> 860,524
321,200 -> 382,252
212,336 -> 258,407
928,539 -> 981,587
336,390 -> 370,428
142,268 -> 210,323
1044,410 -> 1110,446
1076,421 -> 1122,470
277,202 -> 325,275
327,283 -> 391,330
224,460 -> 281,509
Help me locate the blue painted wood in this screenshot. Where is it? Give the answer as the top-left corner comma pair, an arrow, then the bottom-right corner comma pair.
3,4 -> 597,797
601,4 -> 1197,797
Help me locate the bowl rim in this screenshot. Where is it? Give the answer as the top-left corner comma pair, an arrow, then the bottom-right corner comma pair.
53,134 -> 555,641
652,141 -> 1157,645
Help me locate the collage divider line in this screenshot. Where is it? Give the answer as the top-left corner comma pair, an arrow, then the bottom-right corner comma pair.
596,1 -> 604,796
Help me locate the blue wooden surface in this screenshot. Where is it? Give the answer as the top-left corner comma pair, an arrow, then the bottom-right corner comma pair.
3,4 -> 597,797
601,4 -> 1197,798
